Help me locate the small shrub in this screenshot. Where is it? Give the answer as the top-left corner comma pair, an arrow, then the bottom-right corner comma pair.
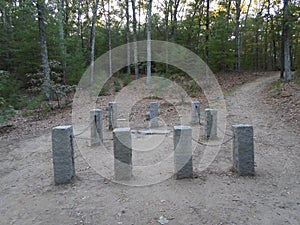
99,83 -> 111,96
113,78 -> 121,92
0,97 -> 16,124
122,74 -> 131,86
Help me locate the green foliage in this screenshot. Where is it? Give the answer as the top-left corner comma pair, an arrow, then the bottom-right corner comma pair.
121,74 -> 132,86
113,78 -> 121,92
0,0 -> 299,99
99,83 -> 111,96
0,71 -> 22,108
0,71 -> 20,124
0,98 -> 16,125
26,70 -> 76,108
184,80 -> 201,97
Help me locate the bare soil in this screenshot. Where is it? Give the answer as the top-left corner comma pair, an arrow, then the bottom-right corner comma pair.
0,72 -> 299,225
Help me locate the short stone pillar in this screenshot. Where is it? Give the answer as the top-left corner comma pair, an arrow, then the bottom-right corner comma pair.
191,101 -> 201,124
113,128 -> 132,180
90,109 -> 103,146
205,109 -> 217,139
149,102 -> 159,128
52,126 -> 75,184
232,124 -> 255,176
108,102 -> 117,130
173,126 -> 193,179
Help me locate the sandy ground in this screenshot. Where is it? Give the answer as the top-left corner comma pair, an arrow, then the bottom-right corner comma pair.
0,74 -> 299,225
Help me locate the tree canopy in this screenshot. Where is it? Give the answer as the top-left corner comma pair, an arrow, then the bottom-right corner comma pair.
0,0 -> 299,88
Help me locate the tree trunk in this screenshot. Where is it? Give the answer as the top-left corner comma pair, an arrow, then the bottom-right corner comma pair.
131,0 -> 139,79
282,0 -> 292,81
58,0 -> 67,83
107,0 -> 112,78
205,0 -> 209,66
164,0 -> 170,73
138,0 -> 141,37
235,0 -> 241,72
77,0 -> 84,49
37,0 -> 51,100
86,0 -> 91,52
146,0 -> 152,85
171,0 -> 180,42
0,3 -> 6,27
255,31 -> 259,71
125,0 -> 131,75
90,0 -> 99,86
264,0 -> 270,71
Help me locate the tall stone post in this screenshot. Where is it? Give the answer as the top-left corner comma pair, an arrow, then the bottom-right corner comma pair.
205,109 -> 217,139
173,126 -> 193,179
113,128 -> 132,180
232,124 -> 255,176
191,101 -> 201,124
108,102 -> 117,130
149,102 -> 159,128
52,125 -> 75,184
90,109 -> 103,146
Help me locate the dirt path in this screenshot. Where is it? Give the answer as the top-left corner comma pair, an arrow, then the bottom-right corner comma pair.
0,74 -> 299,225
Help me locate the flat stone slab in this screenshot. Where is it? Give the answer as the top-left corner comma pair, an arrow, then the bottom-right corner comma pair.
137,129 -> 170,135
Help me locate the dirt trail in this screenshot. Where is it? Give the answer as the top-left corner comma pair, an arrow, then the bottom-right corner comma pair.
0,73 -> 299,225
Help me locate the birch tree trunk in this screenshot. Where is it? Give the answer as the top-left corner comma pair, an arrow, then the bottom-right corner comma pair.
0,4 -> 6,26
146,0 -> 152,85
204,0 -> 210,87
37,0 -> 51,100
171,0 -> 180,42
90,0 -> 99,87
282,0 -> 292,81
107,0 -> 112,78
58,0 -> 67,83
125,0 -> 131,75
164,0 -> 170,73
205,0 -> 209,66
234,0 -> 241,72
77,0 -> 83,49
131,0 -> 139,79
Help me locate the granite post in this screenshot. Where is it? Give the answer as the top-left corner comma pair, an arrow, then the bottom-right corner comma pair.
191,101 -> 201,124
108,102 -> 117,130
205,109 -> 217,139
90,109 -> 103,146
232,124 -> 255,176
52,125 -> 75,184
173,126 -> 193,179
113,128 -> 132,180
149,102 -> 159,128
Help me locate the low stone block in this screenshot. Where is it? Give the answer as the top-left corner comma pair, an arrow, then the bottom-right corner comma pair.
90,109 -> 103,146
108,102 -> 117,130
52,125 -> 75,184
232,124 -> 255,176
191,101 -> 201,124
173,126 -> 193,179
149,102 -> 159,128
113,128 -> 132,180
205,109 -> 217,139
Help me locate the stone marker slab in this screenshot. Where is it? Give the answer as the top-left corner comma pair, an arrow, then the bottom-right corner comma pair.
137,129 -> 170,135
90,109 -> 103,146
52,125 -> 75,184
232,124 -> 255,176
173,126 -> 193,179
108,102 -> 117,130
149,102 -> 159,128
205,109 -> 217,139
113,128 -> 132,180
191,101 -> 201,124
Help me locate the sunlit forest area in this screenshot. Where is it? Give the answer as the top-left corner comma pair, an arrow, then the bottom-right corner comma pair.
0,0 -> 299,123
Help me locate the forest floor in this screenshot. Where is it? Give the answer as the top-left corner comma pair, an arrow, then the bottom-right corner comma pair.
0,72 -> 299,225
